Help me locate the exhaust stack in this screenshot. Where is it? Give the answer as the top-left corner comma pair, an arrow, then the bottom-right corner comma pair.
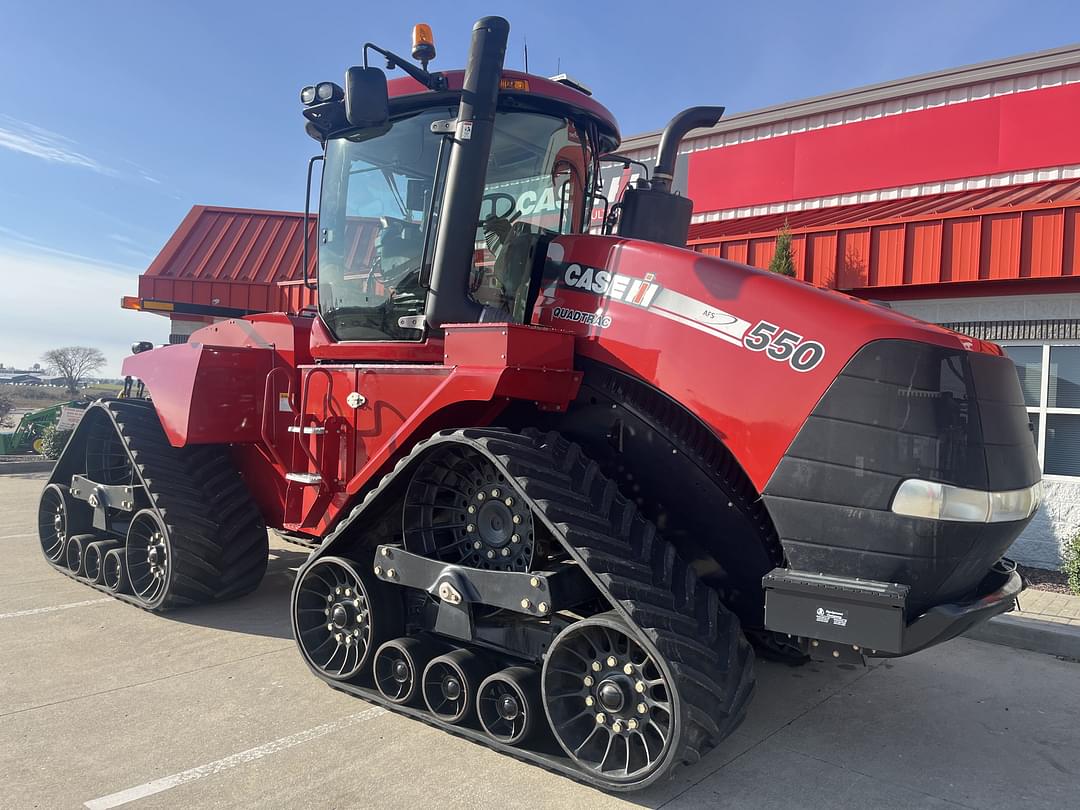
425,16 -> 510,329
616,105 -> 724,247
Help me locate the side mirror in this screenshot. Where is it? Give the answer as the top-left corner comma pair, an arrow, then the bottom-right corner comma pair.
345,66 -> 390,130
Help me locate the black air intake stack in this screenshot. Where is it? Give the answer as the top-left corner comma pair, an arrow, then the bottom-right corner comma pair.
616,106 -> 724,247
425,16 -> 509,329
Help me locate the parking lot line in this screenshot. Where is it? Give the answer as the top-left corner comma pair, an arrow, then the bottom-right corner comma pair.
0,532 -> 35,540
0,598 -> 111,619
83,705 -> 387,809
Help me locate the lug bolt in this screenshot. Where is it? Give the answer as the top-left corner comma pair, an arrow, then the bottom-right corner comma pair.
504,497 -> 514,507
353,599 -> 361,608
381,547 -> 391,557
344,636 -> 352,646
591,661 -> 602,672
335,587 -> 342,595
612,721 -> 623,733
353,628 -> 360,637
387,569 -> 397,579
637,702 -> 648,714
595,713 -> 606,724
374,566 -> 383,576
520,598 -> 531,610
511,534 -> 521,544
623,664 -> 634,675
487,550 -> 496,559
530,576 -> 540,588
327,623 -> 334,631
473,541 -> 483,550
585,696 -> 594,707
344,588 -> 352,597
635,681 -> 646,693
606,656 -> 617,668
491,488 -> 500,498
335,633 -> 343,642
468,505 -> 477,514
324,608 -> 330,616
466,524 -> 476,533
537,602 -> 549,614
583,675 -> 594,687
512,515 -> 522,525
476,491 -> 486,501
501,548 -> 510,557
627,718 -> 639,730
326,593 -> 334,602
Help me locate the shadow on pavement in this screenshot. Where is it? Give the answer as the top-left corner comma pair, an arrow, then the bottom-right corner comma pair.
161,546 -> 309,640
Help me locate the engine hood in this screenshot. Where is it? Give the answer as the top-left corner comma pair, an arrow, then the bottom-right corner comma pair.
532,234 -> 1005,491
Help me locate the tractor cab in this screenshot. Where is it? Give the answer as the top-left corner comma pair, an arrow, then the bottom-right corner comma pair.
300,25 -> 620,346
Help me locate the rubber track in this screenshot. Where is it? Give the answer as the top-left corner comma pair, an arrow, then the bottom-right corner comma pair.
43,400 -> 268,611
299,427 -> 754,791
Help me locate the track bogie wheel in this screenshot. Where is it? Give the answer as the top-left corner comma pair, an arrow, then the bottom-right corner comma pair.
85,539 -> 122,584
422,648 -> 487,725
293,556 -> 403,682
477,666 -> 539,745
38,483 -> 90,564
543,612 -> 678,785
102,548 -> 128,594
373,636 -> 442,705
65,533 -> 96,576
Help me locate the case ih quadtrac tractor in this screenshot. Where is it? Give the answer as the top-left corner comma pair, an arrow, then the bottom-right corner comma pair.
38,17 -> 1042,791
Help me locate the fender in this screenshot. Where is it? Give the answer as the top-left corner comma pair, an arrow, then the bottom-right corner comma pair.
121,314 -> 313,447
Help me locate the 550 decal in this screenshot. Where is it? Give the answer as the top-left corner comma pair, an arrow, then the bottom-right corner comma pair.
742,320 -> 825,372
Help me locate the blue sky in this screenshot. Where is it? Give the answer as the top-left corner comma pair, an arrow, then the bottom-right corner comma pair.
2,0 -> 1080,374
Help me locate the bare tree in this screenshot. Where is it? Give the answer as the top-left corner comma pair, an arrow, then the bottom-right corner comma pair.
42,347 -> 106,394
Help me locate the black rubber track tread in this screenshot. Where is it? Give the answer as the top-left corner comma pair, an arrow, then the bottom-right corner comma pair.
300,426 -> 755,791
40,399 -> 268,612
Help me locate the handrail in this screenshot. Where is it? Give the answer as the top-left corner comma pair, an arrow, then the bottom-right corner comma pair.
297,367 -> 335,480
260,366 -> 294,470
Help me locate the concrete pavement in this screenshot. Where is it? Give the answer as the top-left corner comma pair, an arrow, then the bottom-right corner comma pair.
1,473 -> 1077,809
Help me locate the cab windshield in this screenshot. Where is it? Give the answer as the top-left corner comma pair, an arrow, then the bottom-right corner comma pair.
318,108 -> 590,341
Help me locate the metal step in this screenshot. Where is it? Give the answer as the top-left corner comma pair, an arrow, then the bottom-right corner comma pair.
285,472 -> 323,485
287,425 -> 326,435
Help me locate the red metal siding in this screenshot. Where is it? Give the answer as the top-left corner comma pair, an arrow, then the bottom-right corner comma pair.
686,83 -> 1080,213
689,179 -> 1080,293
139,206 -> 318,315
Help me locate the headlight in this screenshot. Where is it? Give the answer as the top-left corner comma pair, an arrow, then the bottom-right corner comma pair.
891,479 -> 1041,523
300,85 -> 317,105
315,82 -> 342,102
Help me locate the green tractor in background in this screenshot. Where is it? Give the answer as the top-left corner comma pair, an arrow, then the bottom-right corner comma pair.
0,401 -> 89,456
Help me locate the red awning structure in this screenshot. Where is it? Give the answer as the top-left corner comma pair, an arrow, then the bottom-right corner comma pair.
688,179 -> 1080,294
131,206 -> 319,318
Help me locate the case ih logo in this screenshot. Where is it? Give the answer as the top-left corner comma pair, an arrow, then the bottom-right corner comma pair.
562,264 -> 661,307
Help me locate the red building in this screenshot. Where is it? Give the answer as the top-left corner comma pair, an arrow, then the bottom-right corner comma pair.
130,44 -> 1080,568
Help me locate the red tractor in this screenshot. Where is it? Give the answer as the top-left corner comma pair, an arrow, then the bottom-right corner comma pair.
38,17 -> 1041,790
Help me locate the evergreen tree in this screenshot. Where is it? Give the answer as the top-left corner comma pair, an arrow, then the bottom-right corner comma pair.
769,223 -> 796,277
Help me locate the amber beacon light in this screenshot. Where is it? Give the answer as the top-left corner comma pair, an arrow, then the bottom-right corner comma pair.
412,24 -> 436,69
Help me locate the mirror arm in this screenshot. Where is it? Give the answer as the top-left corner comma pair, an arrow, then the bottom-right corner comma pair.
363,43 -> 447,91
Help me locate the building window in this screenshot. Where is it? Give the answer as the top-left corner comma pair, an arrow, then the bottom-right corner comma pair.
1004,344 -> 1080,478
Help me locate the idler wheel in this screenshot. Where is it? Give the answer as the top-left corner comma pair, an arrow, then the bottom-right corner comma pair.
292,556 -> 403,681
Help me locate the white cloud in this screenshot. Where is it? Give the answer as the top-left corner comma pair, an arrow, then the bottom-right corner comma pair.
0,116 -> 113,174
0,244 -> 170,376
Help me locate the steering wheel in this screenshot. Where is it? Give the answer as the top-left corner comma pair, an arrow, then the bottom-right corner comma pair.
478,192 -> 516,225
